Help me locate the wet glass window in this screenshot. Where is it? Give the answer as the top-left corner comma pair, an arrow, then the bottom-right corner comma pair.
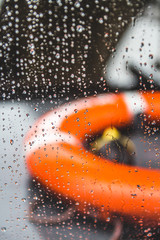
1,0 -> 160,239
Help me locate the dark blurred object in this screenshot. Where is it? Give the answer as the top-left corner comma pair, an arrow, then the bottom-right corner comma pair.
90,126 -> 136,165
0,0 -> 149,100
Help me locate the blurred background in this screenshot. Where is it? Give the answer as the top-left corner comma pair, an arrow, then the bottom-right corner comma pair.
0,0 -> 160,239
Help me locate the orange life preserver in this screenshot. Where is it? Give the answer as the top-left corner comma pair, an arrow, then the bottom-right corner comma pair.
24,91 -> 160,227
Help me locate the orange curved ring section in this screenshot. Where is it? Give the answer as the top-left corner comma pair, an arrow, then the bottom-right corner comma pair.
25,91 -> 160,226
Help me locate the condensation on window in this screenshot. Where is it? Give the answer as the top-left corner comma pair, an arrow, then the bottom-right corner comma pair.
0,0 -> 160,240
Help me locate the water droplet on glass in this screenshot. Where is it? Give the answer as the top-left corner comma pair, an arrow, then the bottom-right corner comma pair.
21,198 -> 26,202
76,25 -> 84,33
10,139 -> 14,145
74,1 -> 80,8
55,53 -> 60,59
147,232 -> 152,237
98,18 -> 103,24
149,54 -> 153,59
131,193 -> 137,198
1,227 -> 6,232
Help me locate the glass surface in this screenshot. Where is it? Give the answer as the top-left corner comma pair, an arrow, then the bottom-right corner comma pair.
0,0 -> 160,239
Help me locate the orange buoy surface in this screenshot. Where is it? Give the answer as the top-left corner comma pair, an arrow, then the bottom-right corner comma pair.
25,91 -> 160,226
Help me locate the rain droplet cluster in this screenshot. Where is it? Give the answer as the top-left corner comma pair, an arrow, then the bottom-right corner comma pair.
0,0 -> 145,101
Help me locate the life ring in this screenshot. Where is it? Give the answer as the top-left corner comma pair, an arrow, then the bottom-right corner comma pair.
24,91 -> 160,227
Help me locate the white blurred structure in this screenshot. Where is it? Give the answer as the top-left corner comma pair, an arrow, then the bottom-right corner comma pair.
0,0 -> 4,10
104,3 -> 160,89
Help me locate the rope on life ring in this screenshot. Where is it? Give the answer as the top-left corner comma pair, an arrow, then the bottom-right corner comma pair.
24,91 -> 160,228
